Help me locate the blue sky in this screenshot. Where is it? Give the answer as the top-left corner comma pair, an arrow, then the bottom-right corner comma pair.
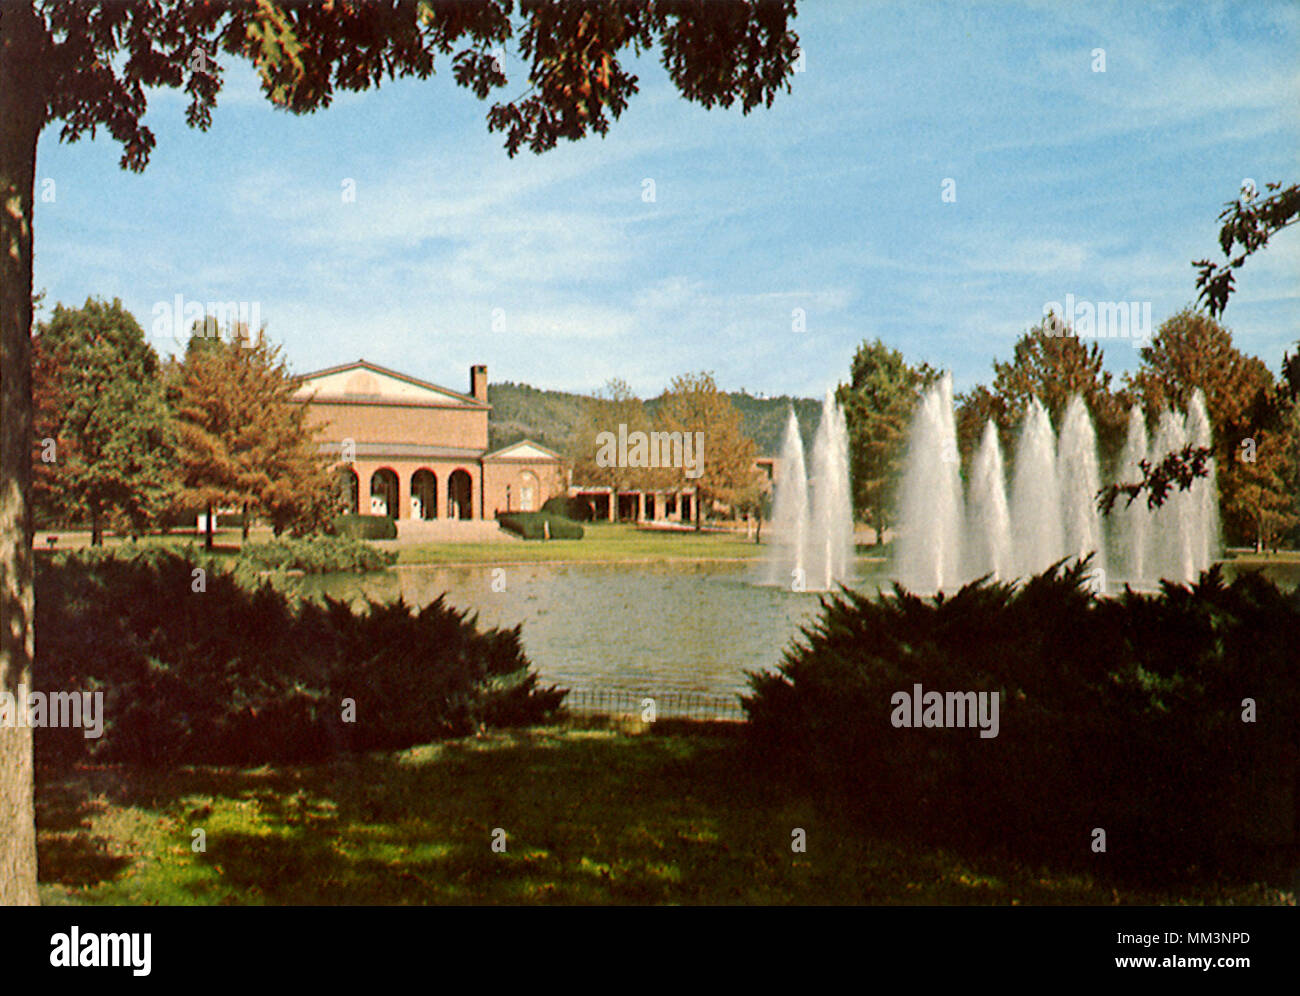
32,0 -> 1300,400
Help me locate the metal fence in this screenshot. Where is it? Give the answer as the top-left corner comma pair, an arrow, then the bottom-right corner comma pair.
563,687 -> 748,723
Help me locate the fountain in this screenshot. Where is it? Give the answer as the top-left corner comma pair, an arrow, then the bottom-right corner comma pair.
1057,395 -> 1108,591
764,391 -> 855,591
965,420 -> 1013,582
765,408 -> 810,588
1113,405 -> 1150,582
896,373 -> 964,592
894,380 -> 1220,595
1009,397 -> 1065,579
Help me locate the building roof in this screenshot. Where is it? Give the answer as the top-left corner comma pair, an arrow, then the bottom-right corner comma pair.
319,441 -> 485,461
482,439 -> 563,463
293,359 -> 489,409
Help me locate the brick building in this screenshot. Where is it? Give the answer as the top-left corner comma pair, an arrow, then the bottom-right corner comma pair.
292,360 -> 564,522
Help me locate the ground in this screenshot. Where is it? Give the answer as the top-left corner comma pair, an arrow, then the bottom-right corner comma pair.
36,722 -> 1293,906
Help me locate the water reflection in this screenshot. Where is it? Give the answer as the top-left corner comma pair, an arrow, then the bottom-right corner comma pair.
294,561 -> 893,700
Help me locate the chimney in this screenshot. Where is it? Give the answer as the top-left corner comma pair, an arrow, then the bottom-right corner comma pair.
470,364 -> 488,404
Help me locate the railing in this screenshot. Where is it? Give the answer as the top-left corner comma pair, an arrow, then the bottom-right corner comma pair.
563,687 -> 747,723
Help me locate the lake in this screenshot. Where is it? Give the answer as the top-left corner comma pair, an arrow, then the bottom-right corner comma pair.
295,561 -> 897,709
289,555 -> 1299,714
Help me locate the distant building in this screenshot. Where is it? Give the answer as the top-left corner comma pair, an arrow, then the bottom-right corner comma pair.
291,360 -> 564,522
568,455 -> 779,524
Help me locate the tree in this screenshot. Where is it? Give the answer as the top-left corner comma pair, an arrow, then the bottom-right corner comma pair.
568,378 -> 653,505
1125,308 -> 1274,456
172,326 -> 332,549
1194,180 -> 1300,317
29,299 -> 175,544
1112,181 -> 1300,520
1231,416 -> 1299,552
30,319 -> 71,530
657,371 -> 762,531
1123,308 -> 1279,542
986,314 -> 1129,452
835,339 -> 936,544
1,0 -> 799,905
1096,443 -> 1215,517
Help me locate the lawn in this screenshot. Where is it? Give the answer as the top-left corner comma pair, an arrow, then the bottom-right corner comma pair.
394,522 -> 772,565
36,722 -> 1293,906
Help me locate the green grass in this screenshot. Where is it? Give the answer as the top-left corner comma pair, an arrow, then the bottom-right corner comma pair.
36,723 -> 1293,906
396,522 -> 769,565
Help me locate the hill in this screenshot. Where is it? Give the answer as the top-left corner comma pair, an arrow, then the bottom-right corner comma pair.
487,382 -> 823,459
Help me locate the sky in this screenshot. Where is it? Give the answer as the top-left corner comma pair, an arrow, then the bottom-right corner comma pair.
32,0 -> 1300,401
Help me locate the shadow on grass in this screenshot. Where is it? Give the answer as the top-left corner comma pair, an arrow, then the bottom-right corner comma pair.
36,723 -> 1296,906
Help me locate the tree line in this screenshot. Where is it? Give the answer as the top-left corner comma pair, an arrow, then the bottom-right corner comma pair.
838,308 -> 1300,552
567,372 -> 768,529
32,298 -> 333,549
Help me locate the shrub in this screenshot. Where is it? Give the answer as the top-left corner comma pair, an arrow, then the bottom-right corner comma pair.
542,494 -> 595,522
497,511 -> 583,540
238,534 -> 397,573
34,548 -> 565,766
743,560 -> 1300,883
332,513 -> 398,540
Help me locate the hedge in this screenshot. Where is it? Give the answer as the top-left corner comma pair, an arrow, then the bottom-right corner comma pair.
237,534 -> 397,573
542,494 -> 596,522
743,559 -> 1300,884
497,511 -> 583,540
332,513 -> 398,540
33,548 -> 566,766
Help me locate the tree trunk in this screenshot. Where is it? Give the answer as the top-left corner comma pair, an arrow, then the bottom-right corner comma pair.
205,502 -> 214,551
694,492 -> 701,532
241,502 -> 249,542
0,1 -> 46,906
90,509 -> 101,547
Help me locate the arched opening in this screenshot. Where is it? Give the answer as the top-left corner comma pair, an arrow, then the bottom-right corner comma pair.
519,471 -> 538,511
370,468 -> 399,519
411,469 -> 438,521
448,469 -> 473,520
335,467 -> 360,515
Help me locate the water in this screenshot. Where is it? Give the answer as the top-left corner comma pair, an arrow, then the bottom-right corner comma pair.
807,390 -> 855,591
895,382 -> 1221,594
1113,405 -> 1150,581
764,391 -> 855,591
765,409 -> 810,588
1009,397 -> 1065,579
1186,391 -> 1220,575
896,373 -> 965,592
1057,395 -> 1108,591
965,420 -> 1013,581
295,561 -> 897,701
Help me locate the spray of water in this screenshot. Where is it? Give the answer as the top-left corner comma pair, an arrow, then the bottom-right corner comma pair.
1114,405 -> 1150,582
1009,397 -> 1065,579
1057,395 -> 1108,590
965,420 -> 1013,581
1185,389 -> 1221,574
763,393 -> 855,591
765,407 -> 810,587
896,374 -> 965,593
894,385 -> 1220,594
808,390 -> 855,591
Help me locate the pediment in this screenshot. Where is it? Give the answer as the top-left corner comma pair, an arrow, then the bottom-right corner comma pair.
294,361 -> 479,406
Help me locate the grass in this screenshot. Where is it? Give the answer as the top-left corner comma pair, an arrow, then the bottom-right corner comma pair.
36,722 -> 1293,906
395,522 -> 770,565
36,523 -> 771,566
